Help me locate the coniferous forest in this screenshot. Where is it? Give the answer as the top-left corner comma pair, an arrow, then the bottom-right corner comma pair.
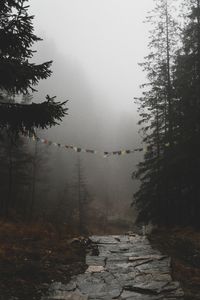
0,1 -> 108,238
2,1 -> 200,299
1,0 -> 200,229
0,1 -> 68,221
134,0 -> 200,228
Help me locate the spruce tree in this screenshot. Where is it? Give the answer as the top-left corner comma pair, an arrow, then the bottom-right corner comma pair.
135,0 -> 200,227
133,0 -> 179,225
0,0 -> 67,134
172,0 -> 200,226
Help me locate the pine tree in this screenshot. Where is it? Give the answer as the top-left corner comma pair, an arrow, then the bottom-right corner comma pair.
135,0 -> 200,227
0,0 -> 68,218
133,0 -> 179,225
0,0 -> 67,134
172,0 -> 200,226
0,133 -> 34,217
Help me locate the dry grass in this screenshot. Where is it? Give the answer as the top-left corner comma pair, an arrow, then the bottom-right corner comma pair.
0,221 -> 87,300
149,227 -> 200,300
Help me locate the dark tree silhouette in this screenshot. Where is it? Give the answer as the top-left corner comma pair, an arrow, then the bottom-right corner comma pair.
133,0 -> 178,225
0,0 -> 67,134
172,0 -> 200,225
134,0 -> 200,227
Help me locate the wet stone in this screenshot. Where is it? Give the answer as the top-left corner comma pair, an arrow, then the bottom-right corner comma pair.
128,255 -> 168,262
106,256 -> 128,264
63,282 -> 77,291
43,234 -> 184,300
120,290 -> 161,299
106,264 -> 136,275
90,236 -> 121,244
111,270 -> 136,285
124,280 -> 170,294
86,265 -> 105,273
151,273 -> 172,282
136,258 -> 171,274
86,256 -> 106,266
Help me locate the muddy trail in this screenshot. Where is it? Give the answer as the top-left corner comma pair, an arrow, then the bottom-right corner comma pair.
43,234 -> 184,300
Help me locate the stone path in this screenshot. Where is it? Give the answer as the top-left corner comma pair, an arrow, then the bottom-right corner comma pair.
42,234 -> 184,300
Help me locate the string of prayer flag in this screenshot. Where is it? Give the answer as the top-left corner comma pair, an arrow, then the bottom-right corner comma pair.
27,134 -> 142,158
25,132 -> 170,158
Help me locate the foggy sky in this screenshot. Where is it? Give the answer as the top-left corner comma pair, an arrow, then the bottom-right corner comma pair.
30,0 -> 154,133
28,0 -> 155,221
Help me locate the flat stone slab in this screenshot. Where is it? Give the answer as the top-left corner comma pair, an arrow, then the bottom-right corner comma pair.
86,266 -> 105,273
42,234 -> 184,300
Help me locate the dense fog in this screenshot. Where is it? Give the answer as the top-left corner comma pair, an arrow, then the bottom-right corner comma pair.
20,0 -> 155,228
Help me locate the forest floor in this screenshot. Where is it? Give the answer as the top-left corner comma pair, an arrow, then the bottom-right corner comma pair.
0,221 -> 87,300
149,227 -> 200,300
1,222 -> 200,300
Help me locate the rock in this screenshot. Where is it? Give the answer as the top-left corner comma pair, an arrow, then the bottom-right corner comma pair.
63,282 -> 77,291
86,256 -> 106,266
124,280 -> 170,295
69,237 -> 86,246
86,266 -> 105,273
43,235 -> 184,300
121,290 -> 160,299
128,255 -> 168,262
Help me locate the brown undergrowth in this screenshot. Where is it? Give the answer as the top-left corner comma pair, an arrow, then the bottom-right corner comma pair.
0,221 -> 87,300
149,227 -> 200,300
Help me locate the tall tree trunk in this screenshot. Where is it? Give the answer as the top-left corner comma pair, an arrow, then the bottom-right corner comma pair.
165,0 -> 173,146
29,139 -> 37,220
77,156 -> 83,234
7,140 -> 13,217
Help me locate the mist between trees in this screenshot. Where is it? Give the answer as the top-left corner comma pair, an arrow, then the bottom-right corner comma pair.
1,0 -> 200,231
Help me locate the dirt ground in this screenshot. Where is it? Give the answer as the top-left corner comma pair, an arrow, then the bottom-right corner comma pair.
149,227 -> 200,300
0,221 -> 87,300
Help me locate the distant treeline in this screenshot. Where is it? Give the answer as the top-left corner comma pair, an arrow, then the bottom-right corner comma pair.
0,129 -> 95,232
134,0 -> 200,227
